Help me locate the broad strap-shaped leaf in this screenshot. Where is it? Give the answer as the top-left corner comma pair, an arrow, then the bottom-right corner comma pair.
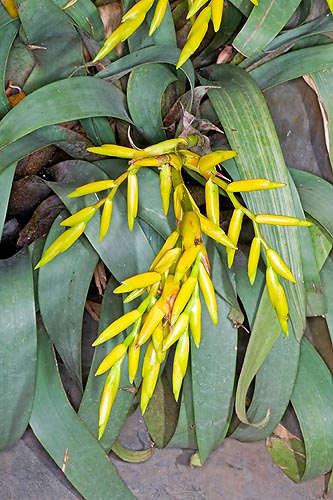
0,163 -> 15,240
233,0 -> 302,57
51,0 -> 105,40
201,64 -> 306,340
290,339 -> 333,480
38,211 -> 99,389
0,76 -> 132,149
320,254 -> 333,344
29,325 -> 136,500
0,249 -> 36,450
0,16 -> 19,115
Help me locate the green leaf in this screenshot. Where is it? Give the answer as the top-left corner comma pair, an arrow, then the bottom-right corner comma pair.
0,163 -> 15,240
290,339 -> 333,480
29,325 -> 136,500
320,254 -> 333,344
78,276 -> 135,451
80,116 -> 116,146
267,434 -> 306,482
191,285 -> 237,463
17,0 -> 84,93
0,76 -> 132,149
233,0 -> 302,57
0,249 -> 36,450
127,63 -> 178,142
52,0 -> 105,40
38,211 -> 99,389
0,19 -> 19,115
250,44 -> 333,91
229,0 -> 254,16
111,440 -> 153,462
201,64 -> 306,340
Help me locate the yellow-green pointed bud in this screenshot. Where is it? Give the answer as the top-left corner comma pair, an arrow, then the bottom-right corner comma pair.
180,149 -> 200,170
68,180 -> 115,198
158,275 -> 180,315
143,138 -> 187,156
60,206 -> 96,227
122,0 -> 154,22
98,359 -> 123,439
266,267 -> 289,335
149,230 -> 179,270
87,144 -> 146,159
176,20 -> 209,69
255,214 -> 312,226
171,276 -> 197,324
163,311 -> 190,351
198,150 -> 237,177
127,172 -> 138,231
100,197 -> 113,241
248,237 -> 261,285
124,288 -> 145,303
173,184 -> 185,221
199,214 -> 236,249
211,0 -> 223,31
172,329 -> 190,402
189,283 -> 201,347
174,245 -> 201,282
92,309 -> 142,346
227,209 -> 244,268
181,211 -> 202,249
140,362 -> 160,415
149,0 -> 169,35
35,222 -> 85,269
114,272 -> 161,294
266,248 -> 296,283
198,261 -> 218,324
226,178 -> 286,193
95,343 -> 127,376
128,335 -> 140,383
187,0 -> 210,19
168,153 -> 183,170
152,322 -> 165,363
153,247 -> 182,274
159,163 -> 172,215
130,156 -> 165,167
137,302 -> 165,347
205,177 -> 220,226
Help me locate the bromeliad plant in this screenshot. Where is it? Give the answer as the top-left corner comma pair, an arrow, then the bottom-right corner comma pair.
1,0 -> 333,499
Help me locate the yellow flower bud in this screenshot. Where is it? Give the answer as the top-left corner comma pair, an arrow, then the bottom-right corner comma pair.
159,163 -> 172,215
199,214 -> 236,249
163,311 -> 190,351
140,342 -> 160,414
198,150 -> 237,177
172,329 -> 190,402
136,302 -> 165,346
187,0 -> 210,19
60,206 -> 97,227
100,197 -> 113,241
152,322 -> 165,363
174,245 -> 201,282
173,184 -> 185,221
1,0 -> 18,17
198,261 -> 218,324
176,17 -> 210,69
127,171 -> 138,231
181,211 -> 202,249
149,230 -> 179,270
35,222 -> 86,269
98,358 -> 123,439
114,271 -> 161,293
67,180 -> 115,198
226,178 -> 286,193
168,153 -> 183,170
95,343 -> 127,376
266,267 -> 289,336
226,209 -> 244,268
122,0 -> 154,22
149,0 -> 169,35
189,283 -> 201,347
248,237 -> 261,285
171,276 -> 197,324
92,309 -> 142,346
255,214 -> 312,226
87,144 -> 145,159
153,247 -> 182,274
266,248 -> 296,283
210,0 -> 223,31
205,177 -> 220,226
143,138 -> 187,155
128,336 -> 140,383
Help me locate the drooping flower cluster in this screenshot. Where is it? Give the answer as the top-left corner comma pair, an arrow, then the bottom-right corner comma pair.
35,135 -> 311,438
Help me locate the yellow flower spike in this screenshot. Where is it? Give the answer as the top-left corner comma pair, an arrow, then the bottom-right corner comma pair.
168,153 -> 183,171
153,247 -> 182,274
171,275 -> 198,325
100,197 -> 113,241
248,237 -> 261,285
210,0 -> 223,32
60,206 -> 97,227
189,283 -> 201,347
159,163 -> 172,215
95,343 -> 127,376
98,358 -> 123,440
122,0 -> 154,22
35,222 -> 86,269
266,248 -> 296,283
198,261 -> 218,324
266,267 -> 289,336
172,329 -> 190,402
87,144 -> 146,159
174,245 -> 201,282
226,178 -> 286,193
255,214 -> 312,226
152,322 -> 165,363
67,180 -> 116,198
93,14 -> 146,61
114,271 -> 161,294
149,230 -> 180,270
127,171 -> 138,231
226,209 -> 244,268
199,214 -> 236,249
143,138 -> 188,156
92,309 -> 142,346
181,211 -> 202,249
163,311 -> 190,351
205,177 -> 220,225
1,0 -> 18,17
136,302 -> 165,347
149,0 -> 169,35
198,150 -> 237,177
186,0 -> 210,19
128,335 -> 141,383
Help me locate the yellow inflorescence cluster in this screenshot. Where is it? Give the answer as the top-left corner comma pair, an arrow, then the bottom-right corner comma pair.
35,135 -> 311,438
93,0 -> 259,68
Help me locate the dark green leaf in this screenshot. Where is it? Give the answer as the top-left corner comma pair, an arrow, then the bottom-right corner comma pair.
0,19 -> 19,115
52,0 -> 105,40
0,163 -> 15,240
